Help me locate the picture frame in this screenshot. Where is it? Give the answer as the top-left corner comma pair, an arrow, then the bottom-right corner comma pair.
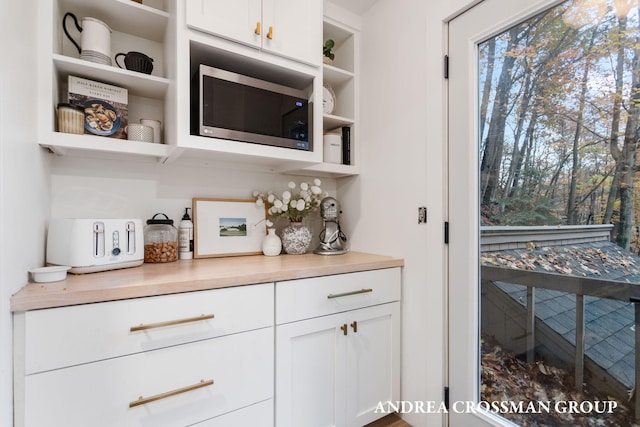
192,198 -> 268,258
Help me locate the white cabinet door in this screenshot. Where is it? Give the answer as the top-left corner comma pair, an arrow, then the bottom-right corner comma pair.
275,312 -> 345,427
346,302 -> 400,427
262,0 -> 322,66
186,0 -> 262,48
23,328 -> 273,427
275,303 -> 400,427
186,0 -> 321,66
23,283 -> 274,374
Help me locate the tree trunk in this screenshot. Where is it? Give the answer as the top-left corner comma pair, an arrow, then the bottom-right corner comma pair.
603,17 -> 627,225
479,38 -> 496,142
480,27 -> 521,206
615,13 -> 640,250
567,29 -> 597,224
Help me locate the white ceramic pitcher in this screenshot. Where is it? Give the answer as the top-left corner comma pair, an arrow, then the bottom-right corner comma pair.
63,12 -> 112,65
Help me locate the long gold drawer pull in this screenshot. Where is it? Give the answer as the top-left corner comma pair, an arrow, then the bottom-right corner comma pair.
340,324 -> 348,336
327,288 -> 373,299
255,21 -> 261,35
130,314 -> 215,332
351,321 -> 358,333
129,379 -> 214,408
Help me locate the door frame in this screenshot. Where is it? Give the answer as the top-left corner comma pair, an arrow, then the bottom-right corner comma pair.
446,0 -> 565,425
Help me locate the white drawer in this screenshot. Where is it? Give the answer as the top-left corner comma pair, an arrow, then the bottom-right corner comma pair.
23,328 -> 273,427
22,283 -> 274,374
275,268 -> 400,324
192,400 -> 273,427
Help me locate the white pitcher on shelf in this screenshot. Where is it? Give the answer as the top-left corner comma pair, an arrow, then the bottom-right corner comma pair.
62,12 -> 112,66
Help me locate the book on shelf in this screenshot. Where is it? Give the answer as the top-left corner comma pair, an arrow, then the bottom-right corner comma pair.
68,76 -> 128,140
341,126 -> 351,165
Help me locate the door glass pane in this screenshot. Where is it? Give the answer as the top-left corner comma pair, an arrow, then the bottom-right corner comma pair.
479,1 -> 640,425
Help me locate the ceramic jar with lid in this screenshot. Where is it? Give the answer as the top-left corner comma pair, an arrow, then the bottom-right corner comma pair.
143,213 -> 178,263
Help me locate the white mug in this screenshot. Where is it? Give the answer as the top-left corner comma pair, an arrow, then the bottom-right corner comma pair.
140,118 -> 162,143
126,124 -> 153,143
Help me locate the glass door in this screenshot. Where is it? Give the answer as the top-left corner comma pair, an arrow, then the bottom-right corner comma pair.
449,0 -> 640,425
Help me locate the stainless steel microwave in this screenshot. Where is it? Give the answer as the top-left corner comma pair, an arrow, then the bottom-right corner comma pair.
196,65 -> 311,151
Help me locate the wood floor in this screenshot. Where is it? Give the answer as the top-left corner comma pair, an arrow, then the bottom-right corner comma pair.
365,413 -> 412,427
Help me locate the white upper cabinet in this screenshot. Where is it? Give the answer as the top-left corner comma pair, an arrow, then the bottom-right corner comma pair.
186,0 -> 322,66
186,0 -> 263,49
262,0 -> 322,66
36,0 -> 361,177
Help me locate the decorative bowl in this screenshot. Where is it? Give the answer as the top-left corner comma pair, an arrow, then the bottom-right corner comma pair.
29,266 -> 71,283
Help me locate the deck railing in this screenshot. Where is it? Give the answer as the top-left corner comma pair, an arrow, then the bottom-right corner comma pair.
481,265 -> 640,421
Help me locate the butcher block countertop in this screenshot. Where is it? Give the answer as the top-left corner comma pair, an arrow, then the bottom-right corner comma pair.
11,251 -> 404,312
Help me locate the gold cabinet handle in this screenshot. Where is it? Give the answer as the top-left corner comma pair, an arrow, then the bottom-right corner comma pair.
129,379 -> 214,408
130,314 -> 215,332
340,324 -> 348,336
351,321 -> 358,333
255,21 -> 261,35
327,288 -> 373,299
267,26 -> 273,39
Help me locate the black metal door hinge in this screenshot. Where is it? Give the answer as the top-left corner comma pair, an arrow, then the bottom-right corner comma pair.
444,386 -> 450,410
444,222 -> 449,244
444,55 -> 449,79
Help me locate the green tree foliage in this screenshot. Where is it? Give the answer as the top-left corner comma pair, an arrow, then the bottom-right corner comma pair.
479,0 -> 640,247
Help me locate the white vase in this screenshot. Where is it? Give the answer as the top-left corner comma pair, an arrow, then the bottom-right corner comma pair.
281,222 -> 313,255
262,228 -> 282,256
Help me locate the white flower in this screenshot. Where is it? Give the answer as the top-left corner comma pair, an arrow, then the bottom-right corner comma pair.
253,177 -> 324,223
266,219 -> 273,227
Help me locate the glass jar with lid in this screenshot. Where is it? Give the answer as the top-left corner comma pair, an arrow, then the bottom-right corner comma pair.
144,213 -> 178,263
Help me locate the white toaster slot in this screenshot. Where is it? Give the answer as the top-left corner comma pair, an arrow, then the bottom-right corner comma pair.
93,222 -> 105,258
126,221 -> 136,255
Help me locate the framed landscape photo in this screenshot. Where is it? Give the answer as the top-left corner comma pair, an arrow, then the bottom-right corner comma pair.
192,198 -> 268,258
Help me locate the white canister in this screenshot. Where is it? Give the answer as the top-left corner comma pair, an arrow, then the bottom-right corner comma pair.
323,132 -> 342,164
126,124 -> 154,143
140,118 -> 162,143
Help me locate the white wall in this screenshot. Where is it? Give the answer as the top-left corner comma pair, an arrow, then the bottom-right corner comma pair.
1,2 -> 51,426
50,156 -> 334,249
343,0 -> 479,425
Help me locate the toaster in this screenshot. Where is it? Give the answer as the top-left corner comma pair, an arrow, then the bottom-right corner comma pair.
47,218 -> 144,274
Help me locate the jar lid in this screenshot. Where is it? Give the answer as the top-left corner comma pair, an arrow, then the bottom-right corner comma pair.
146,213 -> 174,225
57,103 -> 84,111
